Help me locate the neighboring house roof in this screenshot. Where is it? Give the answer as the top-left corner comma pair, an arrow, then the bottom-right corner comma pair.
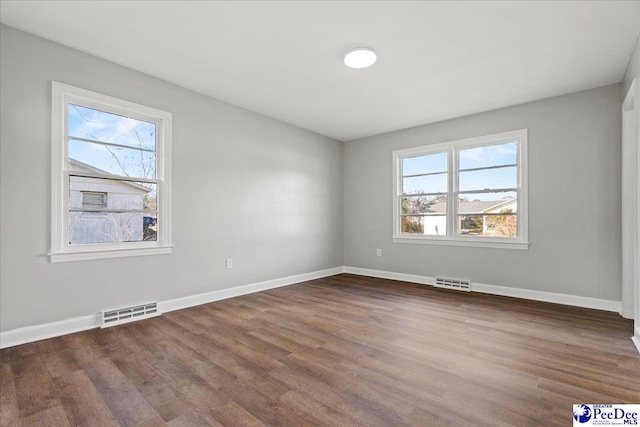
481,198 -> 517,214
421,198 -> 516,214
69,158 -> 152,194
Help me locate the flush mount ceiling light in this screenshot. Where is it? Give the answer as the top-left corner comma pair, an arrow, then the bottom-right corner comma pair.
344,47 -> 377,69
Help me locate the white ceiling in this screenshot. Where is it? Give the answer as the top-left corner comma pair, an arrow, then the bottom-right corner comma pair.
1,1 -> 639,141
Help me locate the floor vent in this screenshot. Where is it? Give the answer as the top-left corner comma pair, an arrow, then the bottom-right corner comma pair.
435,277 -> 471,292
101,302 -> 159,328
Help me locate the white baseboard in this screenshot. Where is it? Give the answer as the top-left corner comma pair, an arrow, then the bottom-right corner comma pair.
0,266 -> 344,349
343,266 -> 432,285
471,281 -> 621,313
159,266 -> 344,313
0,265 -> 627,350
343,266 -> 622,313
0,314 -> 99,349
633,327 -> 640,355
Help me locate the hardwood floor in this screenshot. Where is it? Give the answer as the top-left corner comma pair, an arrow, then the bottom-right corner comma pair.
1,273 -> 638,426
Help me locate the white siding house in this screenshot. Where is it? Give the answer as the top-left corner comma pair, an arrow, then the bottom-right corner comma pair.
68,159 -> 154,244
421,198 -> 518,237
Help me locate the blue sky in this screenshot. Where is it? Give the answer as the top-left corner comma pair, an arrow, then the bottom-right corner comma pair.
68,104 -> 156,180
402,142 -> 518,201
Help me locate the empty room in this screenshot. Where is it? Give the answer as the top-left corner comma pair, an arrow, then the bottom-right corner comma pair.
1,1 -> 639,426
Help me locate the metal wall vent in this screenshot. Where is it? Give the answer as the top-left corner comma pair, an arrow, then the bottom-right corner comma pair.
101,302 -> 159,328
435,277 -> 471,292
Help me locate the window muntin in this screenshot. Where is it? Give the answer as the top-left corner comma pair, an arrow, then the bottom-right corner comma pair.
69,139 -> 157,180
68,104 -> 156,150
402,151 -> 448,175
458,141 -> 517,170
51,82 -> 172,262
458,166 -> 517,192
456,142 -> 520,239
67,104 -> 159,245
399,152 -> 449,237
402,173 -> 448,195
457,192 -> 518,237
393,130 -> 528,249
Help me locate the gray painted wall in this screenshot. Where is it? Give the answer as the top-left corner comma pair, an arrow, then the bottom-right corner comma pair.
343,84 -> 623,301
0,22 -> 631,333
624,34 -> 640,95
0,25 -> 343,332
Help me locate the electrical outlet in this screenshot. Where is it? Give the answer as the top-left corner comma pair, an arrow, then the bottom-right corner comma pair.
376,249 -> 382,257
226,258 -> 233,269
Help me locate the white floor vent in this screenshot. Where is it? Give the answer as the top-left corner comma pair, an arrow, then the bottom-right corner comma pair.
101,302 -> 160,328
435,277 -> 471,292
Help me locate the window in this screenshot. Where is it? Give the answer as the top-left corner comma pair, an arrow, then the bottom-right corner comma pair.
81,192 -> 107,210
393,129 -> 528,249
80,191 -> 107,218
50,82 -> 172,262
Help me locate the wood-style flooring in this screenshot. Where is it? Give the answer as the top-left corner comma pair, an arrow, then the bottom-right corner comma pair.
1,274 -> 638,426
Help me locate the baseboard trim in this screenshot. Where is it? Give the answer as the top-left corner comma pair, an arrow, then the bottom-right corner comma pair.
0,266 -> 344,349
343,266 -> 622,313
471,281 -> 621,313
0,314 -> 99,349
633,327 -> 640,355
0,265 -> 626,349
159,266 -> 345,313
344,266 -> 433,285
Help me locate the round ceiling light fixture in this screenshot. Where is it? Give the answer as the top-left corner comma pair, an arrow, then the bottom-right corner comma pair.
344,47 -> 377,69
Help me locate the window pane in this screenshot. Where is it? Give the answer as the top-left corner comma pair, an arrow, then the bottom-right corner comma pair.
69,139 -> 156,179
458,193 -> 517,238
401,195 -> 446,214
458,214 -> 517,237
68,104 -> 156,150
70,176 -> 156,211
458,166 -> 517,192
458,193 -> 517,214
402,152 -> 447,176
401,215 -> 447,236
69,212 -> 157,244
402,173 -> 447,195
458,141 -> 517,170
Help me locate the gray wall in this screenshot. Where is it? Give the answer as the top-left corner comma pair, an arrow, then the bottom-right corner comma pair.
344,84 -> 622,301
0,25 -> 343,332
0,22 -> 630,333
624,34 -> 640,95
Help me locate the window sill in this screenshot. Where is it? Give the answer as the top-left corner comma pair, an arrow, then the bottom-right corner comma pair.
49,245 -> 173,263
393,236 -> 529,250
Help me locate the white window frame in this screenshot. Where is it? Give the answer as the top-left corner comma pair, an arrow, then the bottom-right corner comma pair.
50,82 -> 173,263
392,129 -> 529,250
